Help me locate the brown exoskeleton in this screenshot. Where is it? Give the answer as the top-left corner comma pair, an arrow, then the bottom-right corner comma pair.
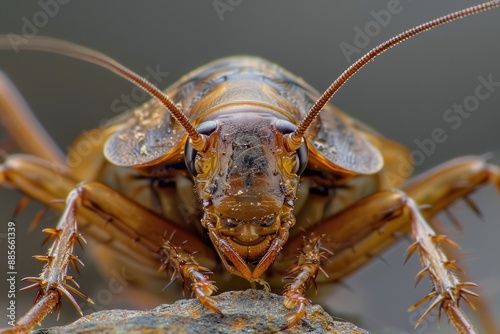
0,2 -> 499,333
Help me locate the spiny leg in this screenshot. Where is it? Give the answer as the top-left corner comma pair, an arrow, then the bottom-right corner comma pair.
281,156 -> 500,333
159,235 -> 221,315
281,233 -> 332,330
0,156 -> 218,331
52,181 -> 219,325
404,197 -> 479,333
286,190 -> 477,333
404,156 -> 500,334
14,188 -> 93,332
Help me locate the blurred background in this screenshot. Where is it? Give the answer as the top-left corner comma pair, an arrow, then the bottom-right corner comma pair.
0,1 -> 499,333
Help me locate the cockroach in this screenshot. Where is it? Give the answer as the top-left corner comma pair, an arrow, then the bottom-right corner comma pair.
0,2 -> 499,333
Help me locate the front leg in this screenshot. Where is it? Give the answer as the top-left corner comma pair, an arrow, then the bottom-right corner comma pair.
13,188 -> 93,333
281,156 -> 500,333
281,233 -> 332,330
0,156 -> 218,332
282,190 -> 478,333
159,237 -> 221,315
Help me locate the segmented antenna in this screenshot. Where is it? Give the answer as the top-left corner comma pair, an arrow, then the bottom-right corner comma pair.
0,36 -> 208,152
286,0 -> 500,150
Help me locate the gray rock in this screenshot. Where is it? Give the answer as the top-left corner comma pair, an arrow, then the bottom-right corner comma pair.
33,289 -> 369,334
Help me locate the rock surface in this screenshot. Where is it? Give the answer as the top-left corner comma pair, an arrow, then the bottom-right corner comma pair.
34,289 -> 368,334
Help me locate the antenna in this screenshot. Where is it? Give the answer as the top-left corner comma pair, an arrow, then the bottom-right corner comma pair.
0,36 -> 208,152
286,0 -> 500,151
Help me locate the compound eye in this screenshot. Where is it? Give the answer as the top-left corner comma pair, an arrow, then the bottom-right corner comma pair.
184,121 -> 217,176
295,141 -> 308,174
275,120 -> 308,175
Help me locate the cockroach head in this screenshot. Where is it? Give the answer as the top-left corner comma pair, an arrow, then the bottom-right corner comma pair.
184,108 -> 308,262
